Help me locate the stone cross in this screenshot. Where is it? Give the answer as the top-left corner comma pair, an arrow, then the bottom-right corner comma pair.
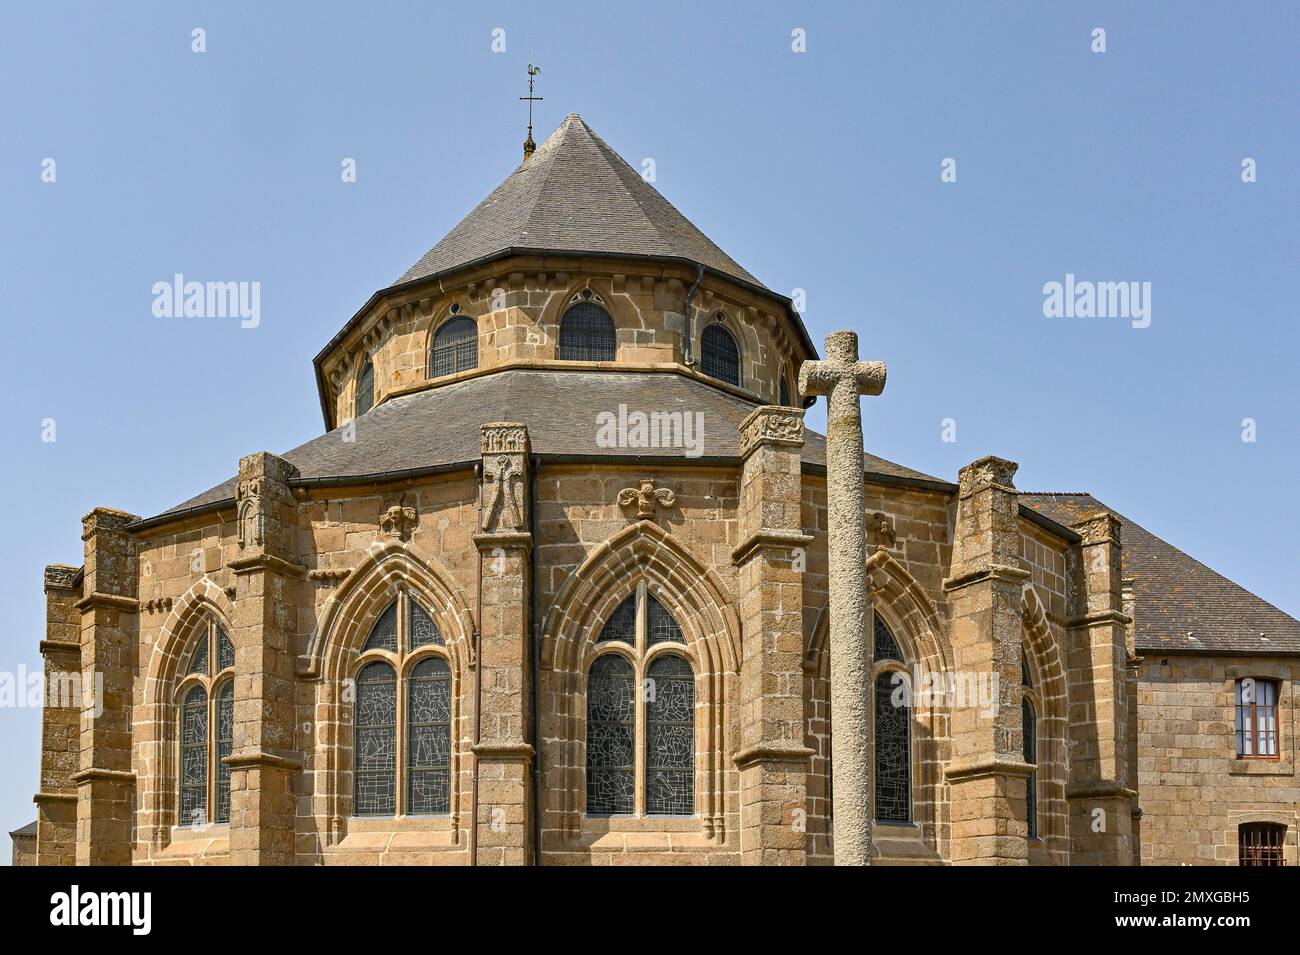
799,330 -> 887,866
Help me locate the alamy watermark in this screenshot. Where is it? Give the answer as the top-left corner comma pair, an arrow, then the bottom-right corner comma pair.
596,404 -> 705,458
1042,273 -> 1151,329
152,274 -> 260,328
0,667 -> 104,716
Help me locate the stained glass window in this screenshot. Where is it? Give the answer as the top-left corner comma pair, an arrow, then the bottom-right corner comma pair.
646,655 -> 695,815
365,602 -> 399,653
406,657 -> 452,815
874,671 -> 911,823
187,634 -> 209,677
410,600 -> 443,648
598,595 -> 636,644
701,323 -> 740,386
218,625 -> 235,672
874,615 -> 903,663
356,359 -> 375,416
1236,678 -> 1279,758
354,662 -> 397,816
586,655 -> 635,815
647,594 -> 685,645
779,373 -> 790,407
214,680 -> 234,824
1023,696 -> 1038,839
558,301 -> 616,362
431,316 -> 478,378
180,684 -> 208,826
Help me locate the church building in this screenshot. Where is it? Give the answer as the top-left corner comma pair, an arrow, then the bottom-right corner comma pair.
28,114 -> 1299,866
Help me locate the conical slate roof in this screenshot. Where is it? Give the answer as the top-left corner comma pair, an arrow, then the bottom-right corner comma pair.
396,113 -> 764,289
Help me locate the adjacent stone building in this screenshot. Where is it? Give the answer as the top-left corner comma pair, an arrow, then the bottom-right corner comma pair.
24,114 -> 1298,865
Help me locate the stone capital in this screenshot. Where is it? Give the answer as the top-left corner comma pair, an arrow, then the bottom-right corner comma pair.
43,564 -> 82,592
738,405 -> 805,458
957,455 -> 1019,497
1072,511 -> 1121,548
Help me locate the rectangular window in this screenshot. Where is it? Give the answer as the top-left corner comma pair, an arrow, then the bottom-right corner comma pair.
1235,679 -> 1279,758
1239,823 -> 1286,866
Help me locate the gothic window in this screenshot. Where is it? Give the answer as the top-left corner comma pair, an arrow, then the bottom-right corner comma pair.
1236,678 -> 1279,758
1023,696 -> 1038,840
779,372 -> 790,407
356,358 -> 375,416
586,584 -> 695,816
1239,823 -> 1286,866
700,320 -> 740,386
559,291 -> 615,361
874,614 -> 903,663
430,313 -> 478,378
176,616 -> 235,826
871,615 -> 912,824
351,592 -> 452,817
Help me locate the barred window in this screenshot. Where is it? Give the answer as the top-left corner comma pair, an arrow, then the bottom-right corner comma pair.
352,593 -> 453,817
701,322 -> 740,386
586,584 -> 695,817
1236,678 -> 1279,758
1239,822 -> 1286,867
430,315 -> 477,378
356,358 -> 375,416
176,616 -> 235,827
559,299 -> 616,361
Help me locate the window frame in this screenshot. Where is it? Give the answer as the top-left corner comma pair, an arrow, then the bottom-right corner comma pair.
174,616 -> 236,829
1022,647 -> 1041,841
584,582 -> 697,818
355,356 -> 375,416
870,611 -> 914,826
350,588 -> 453,818
699,316 -> 741,387
558,290 -> 616,362
1238,822 -> 1287,867
1236,677 -> 1280,760
429,310 -> 478,379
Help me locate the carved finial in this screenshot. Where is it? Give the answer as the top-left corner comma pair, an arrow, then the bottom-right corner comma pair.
618,479 -> 675,520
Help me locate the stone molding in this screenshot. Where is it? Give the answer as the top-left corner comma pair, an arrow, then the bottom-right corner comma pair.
71,768 -> 137,785
228,553 -> 307,578
941,563 -> 1031,594
731,530 -> 813,567
956,455 -> 1018,497
74,592 -> 140,613
944,756 -> 1036,782
732,742 -> 815,769
44,565 -> 82,591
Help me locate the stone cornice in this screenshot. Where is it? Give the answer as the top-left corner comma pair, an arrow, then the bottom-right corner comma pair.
731,530 -> 814,567
471,741 -> 534,763
732,742 -> 815,769
38,639 -> 80,656
472,531 -> 533,554
71,768 -> 137,785
227,553 -> 308,578
224,751 -> 304,771
74,593 -> 139,614
33,792 -> 78,805
1065,781 -> 1139,801
944,756 -> 1035,782
1067,609 -> 1133,629
941,564 -> 1031,594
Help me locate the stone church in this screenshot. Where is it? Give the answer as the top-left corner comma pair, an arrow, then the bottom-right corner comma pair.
25,114 -> 1299,866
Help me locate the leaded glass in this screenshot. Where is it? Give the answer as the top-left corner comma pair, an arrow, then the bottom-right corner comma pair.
357,359 -> 375,416
409,600 -> 443,648
1023,697 -> 1038,839
598,595 -> 636,645
187,633 -> 209,677
646,594 -> 685,646
700,323 -> 740,386
406,657 -> 452,815
874,671 -> 911,823
364,602 -> 399,653
646,655 -> 694,815
558,302 -> 616,362
180,684 -> 208,826
214,680 -> 234,823
218,625 -> 235,672
586,655 -> 635,814
874,615 -> 902,663
354,662 -> 397,816
431,317 -> 478,378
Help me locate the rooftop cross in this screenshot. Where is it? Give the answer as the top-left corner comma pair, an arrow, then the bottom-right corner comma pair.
520,60 -> 543,161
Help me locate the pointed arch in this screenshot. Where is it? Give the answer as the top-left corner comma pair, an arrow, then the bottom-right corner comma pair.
1020,583 -> 1069,863
145,577 -> 237,706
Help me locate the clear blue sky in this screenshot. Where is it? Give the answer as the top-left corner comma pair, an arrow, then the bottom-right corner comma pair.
1,1 -> 1296,854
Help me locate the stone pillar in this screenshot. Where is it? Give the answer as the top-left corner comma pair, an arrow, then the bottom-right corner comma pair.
1065,512 -> 1136,865
72,507 -> 140,866
226,452 -> 305,865
472,423 -> 534,865
34,565 -> 83,865
731,406 -> 815,864
942,457 -> 1031,865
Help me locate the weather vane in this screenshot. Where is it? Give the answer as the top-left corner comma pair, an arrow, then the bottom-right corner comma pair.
520,59 -> 542,160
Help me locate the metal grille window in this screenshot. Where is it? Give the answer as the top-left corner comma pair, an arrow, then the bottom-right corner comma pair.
585,583 -> 696,817
356,359 -> 375,416
701,322 -> 740,386
558,301 -> 616,361
1023,696 -> 1038,839
1239,823 -> 1286,866
430,316 -> 478,378
874,670 -> 911,823
176,615 -> 235,827
1236,678 -> 1279,758
352,592 -> 453,817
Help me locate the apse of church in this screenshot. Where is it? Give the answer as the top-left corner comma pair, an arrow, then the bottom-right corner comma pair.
31,113 -> 1299,867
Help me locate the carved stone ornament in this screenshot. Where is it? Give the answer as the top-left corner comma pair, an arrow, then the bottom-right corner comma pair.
869,512 -> 897,552
618,479 -> 675,520
236,479 -> 264,550
739,406 -> 805,458
380,505 -> 418,542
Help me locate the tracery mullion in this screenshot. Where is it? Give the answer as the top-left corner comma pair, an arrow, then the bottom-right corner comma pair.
396,589 -> 408,815
634,583 -> 648,817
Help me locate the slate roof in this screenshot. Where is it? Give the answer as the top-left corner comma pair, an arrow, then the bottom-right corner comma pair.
8,821 -> 36,839
396,113 -> 763,289
1022,493 -> 1300,656
148,369 -> 947,523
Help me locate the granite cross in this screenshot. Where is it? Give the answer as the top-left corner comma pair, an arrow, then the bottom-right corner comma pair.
799,330 -> 887,866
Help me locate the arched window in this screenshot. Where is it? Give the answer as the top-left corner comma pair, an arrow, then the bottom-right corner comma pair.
701,320 -> 740,386
351,592 -> 450,817
779,372 -> 790,407
558,291 -> 616,362
1022,649 -> 1039,840
356,358 -> 375,416
430,313 -> 478,378
586,585 -> 694,816
177,617 -> 235,827
872,615 -> 911,824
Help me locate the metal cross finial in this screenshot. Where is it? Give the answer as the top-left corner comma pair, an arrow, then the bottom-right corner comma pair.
520,59 -> 543,160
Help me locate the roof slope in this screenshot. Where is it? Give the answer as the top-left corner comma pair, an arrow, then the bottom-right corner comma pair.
396,113 -> 764,288
153,369 -> 946,520
1022,493 -> 1300,655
